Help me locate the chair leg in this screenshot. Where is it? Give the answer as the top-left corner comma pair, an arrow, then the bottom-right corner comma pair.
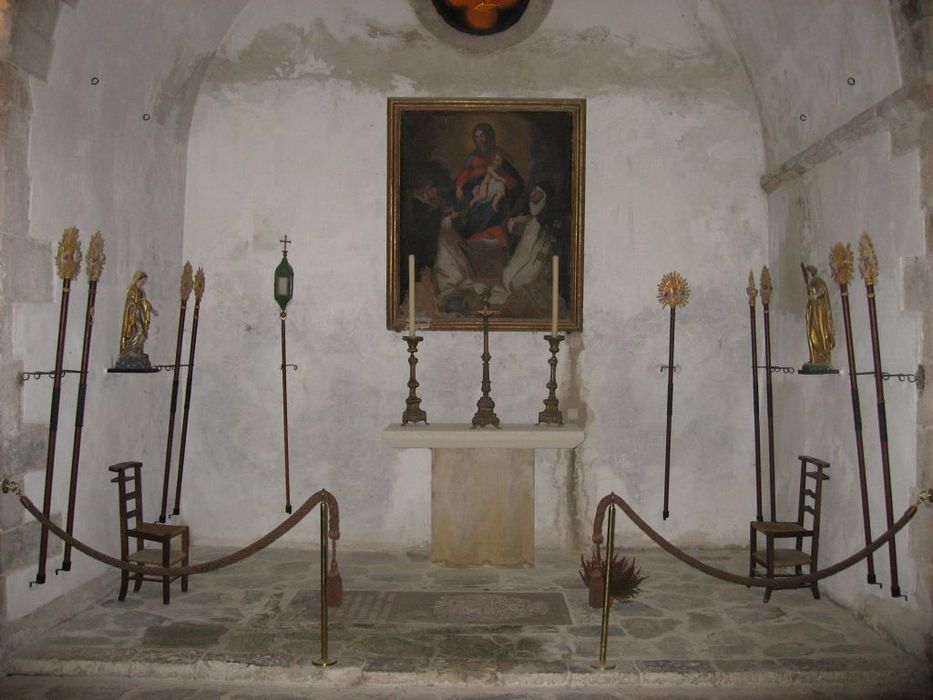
118,570 -> 129,601
181,529 -> 189,593
133,573 -> 143,592
162,539 -> 171,605
810,562 -> 820,600
747,525 -> 756,587
763,536 -> 774,603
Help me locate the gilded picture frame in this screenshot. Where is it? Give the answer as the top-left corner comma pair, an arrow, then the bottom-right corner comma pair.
387,98 -> 585,332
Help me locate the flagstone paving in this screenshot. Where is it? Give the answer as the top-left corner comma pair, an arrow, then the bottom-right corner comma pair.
1,546 -> 929,698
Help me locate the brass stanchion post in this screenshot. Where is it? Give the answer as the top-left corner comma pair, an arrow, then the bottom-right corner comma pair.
591,501 -> 616,670
313,499 -> 335,667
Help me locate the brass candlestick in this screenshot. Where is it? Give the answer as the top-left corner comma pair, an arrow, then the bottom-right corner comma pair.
402,335 -> 428,425
538,334 -> 564,425
472,293 -> 500,428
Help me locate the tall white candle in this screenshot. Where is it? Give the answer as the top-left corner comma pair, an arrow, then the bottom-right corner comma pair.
408,254 -> 416,337
551,255 -> 559,335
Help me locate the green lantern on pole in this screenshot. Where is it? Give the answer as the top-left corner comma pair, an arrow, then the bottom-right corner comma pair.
274,236 -> 294,316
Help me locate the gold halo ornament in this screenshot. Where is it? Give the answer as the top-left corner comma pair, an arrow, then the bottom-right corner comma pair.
657,271 -> 690,309
180,261 -> 194,301
85,231 -> 106,282
829,243 -> 854,287
858,232 -> 879,286
759,266 -> 772,305
194,267 -> 205,301
746,270 -> 758,306
56,227 -> 83,281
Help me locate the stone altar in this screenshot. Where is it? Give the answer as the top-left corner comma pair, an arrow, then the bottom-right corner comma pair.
383,423 -> 584,566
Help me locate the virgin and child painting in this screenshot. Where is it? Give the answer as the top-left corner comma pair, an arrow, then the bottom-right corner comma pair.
387,99 -> 585,331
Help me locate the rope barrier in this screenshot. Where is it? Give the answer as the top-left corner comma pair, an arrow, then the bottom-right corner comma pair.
591,489 -> 930,589
1,480 -> 339,578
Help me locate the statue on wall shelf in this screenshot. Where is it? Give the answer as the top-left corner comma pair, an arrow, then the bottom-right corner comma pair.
115,270 -> 158,370
800,263 -> 836,374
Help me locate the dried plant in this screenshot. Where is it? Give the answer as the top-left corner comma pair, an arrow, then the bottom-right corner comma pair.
579,547 -> 647,607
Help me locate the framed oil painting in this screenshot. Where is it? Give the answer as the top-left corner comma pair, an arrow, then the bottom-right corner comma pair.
387,98 -> 585,331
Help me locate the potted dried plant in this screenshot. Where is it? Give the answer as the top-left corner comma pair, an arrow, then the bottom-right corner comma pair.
579,547 -> 646,609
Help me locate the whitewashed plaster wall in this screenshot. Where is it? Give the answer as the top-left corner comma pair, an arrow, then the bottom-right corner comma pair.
5,0 -> 245,621
718,1 -> 931,655
716,0 -> 900,169
181,0 -> 768,552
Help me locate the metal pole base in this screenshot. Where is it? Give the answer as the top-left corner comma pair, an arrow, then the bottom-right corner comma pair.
590,661 -> 616,671
312,658 -> 336,667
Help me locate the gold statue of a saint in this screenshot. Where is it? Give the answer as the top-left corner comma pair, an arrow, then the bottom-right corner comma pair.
115,271 -> 158,369
801,263 -> 835,371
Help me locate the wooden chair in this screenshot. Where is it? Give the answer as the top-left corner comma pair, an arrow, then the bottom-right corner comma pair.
109,461 -> 189,605
749,455 -> 829,603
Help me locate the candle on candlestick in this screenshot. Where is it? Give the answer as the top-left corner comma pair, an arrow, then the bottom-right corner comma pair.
408,255 -> 416,337
551,255 -> 559,335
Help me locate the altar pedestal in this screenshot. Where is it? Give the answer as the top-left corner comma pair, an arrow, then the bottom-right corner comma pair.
383,423 -> 584,567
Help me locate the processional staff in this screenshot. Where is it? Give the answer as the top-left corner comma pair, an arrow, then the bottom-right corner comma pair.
829,242 -> 877,586
275,237 -> 295,513
858,233 -> 901,597
60,232 -> 105,573
760,266 -> 777,522
746,271 -> 763,522
36,227 -> 82,585
173,266 -> 205,517
657,271 -> 689,521
159,262 -> 193,523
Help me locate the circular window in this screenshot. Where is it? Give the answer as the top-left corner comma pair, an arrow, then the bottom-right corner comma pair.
430,0 -> 529,36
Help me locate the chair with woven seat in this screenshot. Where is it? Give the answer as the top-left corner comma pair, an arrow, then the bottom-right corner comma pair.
749,455 -> 829,603
109,461 -> 189,605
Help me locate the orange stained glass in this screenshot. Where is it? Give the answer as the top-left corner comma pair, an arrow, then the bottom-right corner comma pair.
446,0 -> 520,31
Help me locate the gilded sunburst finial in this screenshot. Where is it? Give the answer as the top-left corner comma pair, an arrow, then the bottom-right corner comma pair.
858,232 -> 879,285
85,231 -> 106,282
56,227 -> 82,280
759,265 -> 772,304
180,261 -> 194,301
829,243 -> 853,287
746,270 -> 758,306
657,271 -> 690,308
194,266 -> 205,301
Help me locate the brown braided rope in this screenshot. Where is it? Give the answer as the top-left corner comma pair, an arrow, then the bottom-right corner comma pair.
591,491 -> 922,589
6,485 -> 339,578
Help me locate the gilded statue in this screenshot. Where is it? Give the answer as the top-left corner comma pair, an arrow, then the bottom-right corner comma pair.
115,271 -> 158,369
801,263 -> 834,370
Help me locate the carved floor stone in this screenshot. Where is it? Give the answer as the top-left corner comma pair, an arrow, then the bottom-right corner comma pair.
1,546 -> 928,697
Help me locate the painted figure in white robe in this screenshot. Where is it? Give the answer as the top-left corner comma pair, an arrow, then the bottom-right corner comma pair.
489,185 -> 551,308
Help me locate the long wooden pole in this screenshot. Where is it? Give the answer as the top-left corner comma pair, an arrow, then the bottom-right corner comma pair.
858,233 -> 899,597
173,268 -> 204,517
159,275 -> 190,523
36,228 -> 81,585
865,282 -> 899,597
662,307 -> 676,520
748,274 -> 763,522
760,267 -> 776,522
60,233 -> 104,572
838,282 -> 876,584
281,314 -> 292,514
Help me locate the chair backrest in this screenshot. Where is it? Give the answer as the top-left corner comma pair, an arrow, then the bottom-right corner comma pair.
796,455 -> 830,558
108,461 -> 144,557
